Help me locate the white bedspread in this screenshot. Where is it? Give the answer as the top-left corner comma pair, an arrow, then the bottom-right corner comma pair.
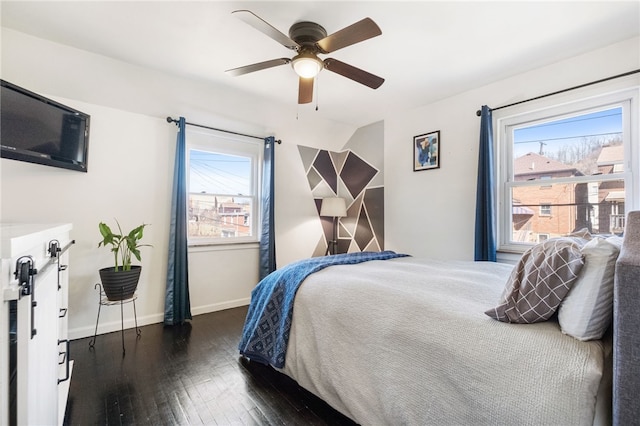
281,257 -> 607,425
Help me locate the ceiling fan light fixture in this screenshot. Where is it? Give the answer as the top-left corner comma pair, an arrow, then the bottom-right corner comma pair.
292,54 -> 323,78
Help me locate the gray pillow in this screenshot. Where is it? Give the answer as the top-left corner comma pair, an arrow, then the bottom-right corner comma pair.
486,237 -> 585,324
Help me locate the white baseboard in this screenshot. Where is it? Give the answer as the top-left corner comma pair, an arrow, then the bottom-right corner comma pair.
68,297 -> 250,340
190,297 -> 250,316
68,312 -> 163,340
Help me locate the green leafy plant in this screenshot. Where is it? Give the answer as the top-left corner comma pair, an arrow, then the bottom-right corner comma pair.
98,220 -> 150,271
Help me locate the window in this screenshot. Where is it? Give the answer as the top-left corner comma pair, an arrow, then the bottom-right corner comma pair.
497,88 -> 638,252
186,128 -> 262,245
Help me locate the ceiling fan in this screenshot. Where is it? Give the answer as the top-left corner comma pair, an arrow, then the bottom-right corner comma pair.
225,10 -> 385,104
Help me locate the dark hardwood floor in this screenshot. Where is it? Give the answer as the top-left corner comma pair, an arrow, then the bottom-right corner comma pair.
64,306 -> 357,425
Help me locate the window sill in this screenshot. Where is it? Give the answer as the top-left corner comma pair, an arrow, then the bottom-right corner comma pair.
188,241 -> 259,253
496,250 -> 524,265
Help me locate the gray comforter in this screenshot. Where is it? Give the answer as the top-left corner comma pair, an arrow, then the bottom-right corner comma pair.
282,257 -> 608,425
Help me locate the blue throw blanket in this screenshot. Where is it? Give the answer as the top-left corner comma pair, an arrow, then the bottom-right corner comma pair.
238,251 -> 409,368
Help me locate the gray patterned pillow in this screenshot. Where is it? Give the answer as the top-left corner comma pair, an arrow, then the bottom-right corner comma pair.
486,238 -> 585,323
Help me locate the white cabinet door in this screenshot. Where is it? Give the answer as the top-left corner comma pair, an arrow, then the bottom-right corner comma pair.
16,263 -> 60,425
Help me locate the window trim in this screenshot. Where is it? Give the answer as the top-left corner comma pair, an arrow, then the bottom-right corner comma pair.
185,127 -> 263,247
495,87 -> 639,253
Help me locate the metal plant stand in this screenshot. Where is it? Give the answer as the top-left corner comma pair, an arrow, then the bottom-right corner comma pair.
88,282 -> 141,356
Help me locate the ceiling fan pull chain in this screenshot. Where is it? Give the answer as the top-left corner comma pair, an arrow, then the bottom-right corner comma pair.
315,75 -> 319,111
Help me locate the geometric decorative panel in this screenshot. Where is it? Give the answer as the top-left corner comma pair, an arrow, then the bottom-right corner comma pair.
340,152 -> 378,199
306,167 -> 323,191
303,148 -> 383,256
354,204 -> 375,250
313,150 -> 338,195
364,187 -> 384,249
298,121 -> 384,257
330,150 -> 350,174
298,145 -> 319,173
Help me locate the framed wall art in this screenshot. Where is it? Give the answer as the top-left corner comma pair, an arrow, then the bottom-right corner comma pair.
413,130 -> 440,171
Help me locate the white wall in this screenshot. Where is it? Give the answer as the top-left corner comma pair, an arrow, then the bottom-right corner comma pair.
1,28 -> 355,339
384,36 -> 640,260
1,99 -> 175,338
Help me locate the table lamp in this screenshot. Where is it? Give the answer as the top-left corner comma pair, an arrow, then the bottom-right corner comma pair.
320,197 -> 347,255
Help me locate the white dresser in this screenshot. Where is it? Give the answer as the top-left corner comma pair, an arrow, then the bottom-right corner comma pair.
0,223 -> 73,426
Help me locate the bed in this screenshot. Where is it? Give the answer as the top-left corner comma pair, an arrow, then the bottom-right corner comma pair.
239,211 -> 640,426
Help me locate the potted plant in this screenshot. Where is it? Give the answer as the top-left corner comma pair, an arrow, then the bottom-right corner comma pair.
98,220 -> 150,301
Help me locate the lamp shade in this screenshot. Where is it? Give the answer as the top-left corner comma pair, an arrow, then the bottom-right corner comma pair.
320,197 -> 347,217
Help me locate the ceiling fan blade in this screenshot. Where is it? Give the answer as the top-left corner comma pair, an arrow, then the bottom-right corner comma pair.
298,77 -> 314,104
323,58 -> 384,89
225,58 -> 291,76
232,10 -> 299,50
316,18 -> 381,54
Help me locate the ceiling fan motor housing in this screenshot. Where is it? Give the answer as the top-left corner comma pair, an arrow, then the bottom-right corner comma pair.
289,21 -> 328,46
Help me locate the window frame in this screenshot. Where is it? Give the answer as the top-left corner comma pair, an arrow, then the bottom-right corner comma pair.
539,204 -> 552,216
495,87 -> 639,253
185,127 -> 263,247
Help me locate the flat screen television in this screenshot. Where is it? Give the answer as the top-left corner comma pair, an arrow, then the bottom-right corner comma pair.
1,79 -> 90,172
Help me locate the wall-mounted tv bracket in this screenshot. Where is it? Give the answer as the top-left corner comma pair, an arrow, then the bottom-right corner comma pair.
14,255 -> 38,338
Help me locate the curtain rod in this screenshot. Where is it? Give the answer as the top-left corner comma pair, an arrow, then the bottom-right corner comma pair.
475,69 -> 640,116
166,116 -> 281,144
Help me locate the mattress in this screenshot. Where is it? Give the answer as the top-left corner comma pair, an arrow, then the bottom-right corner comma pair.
281,257 -> 608,425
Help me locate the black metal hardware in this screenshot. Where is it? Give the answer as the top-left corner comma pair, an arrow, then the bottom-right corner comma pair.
14,256 -> 35,296
14,256 -> 38,338
12,240 -> 75,340
166,116 -> 282,143
58,339 -> 70,384
42,239 -> 74,290
49,241 -> 74,383
31,300 -> 37,338
475,68 -> 640,116
48,240 -> 60,258
58,264 -> 68,290
89,283 -> 141,356
39,239 -> 75,277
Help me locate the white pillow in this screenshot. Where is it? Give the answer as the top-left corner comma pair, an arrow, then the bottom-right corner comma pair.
558,237 -> 620,340
606,235 -> 624,249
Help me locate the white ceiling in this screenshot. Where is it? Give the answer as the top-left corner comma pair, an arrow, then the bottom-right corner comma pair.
2,1 -> 639,127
